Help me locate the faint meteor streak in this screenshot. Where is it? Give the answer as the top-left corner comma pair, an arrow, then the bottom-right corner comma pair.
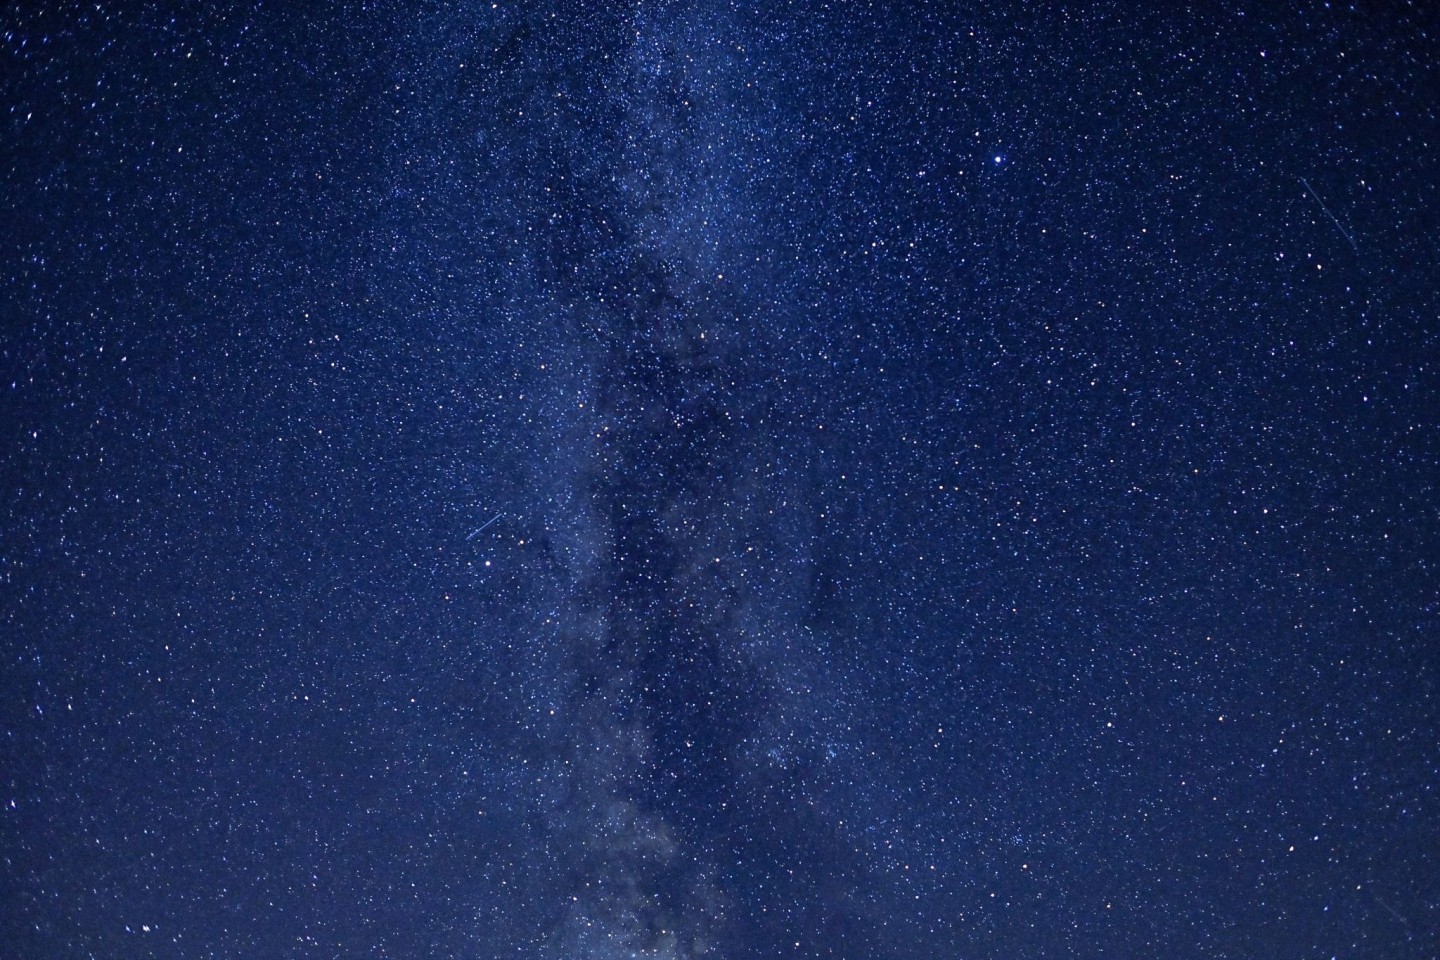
466,513 -> 503,541
1300,176 -> 1359,254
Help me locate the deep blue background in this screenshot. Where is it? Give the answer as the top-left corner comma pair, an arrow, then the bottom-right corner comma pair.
3,2 -> 1437,957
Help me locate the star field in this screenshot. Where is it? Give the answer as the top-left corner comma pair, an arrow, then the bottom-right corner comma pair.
2,2 -> 1438,958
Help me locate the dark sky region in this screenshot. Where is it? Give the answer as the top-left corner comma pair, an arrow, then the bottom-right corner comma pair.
2,2 -> 1438,958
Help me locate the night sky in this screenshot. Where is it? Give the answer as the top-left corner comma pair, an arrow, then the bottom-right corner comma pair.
3,2 -> 1438,958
